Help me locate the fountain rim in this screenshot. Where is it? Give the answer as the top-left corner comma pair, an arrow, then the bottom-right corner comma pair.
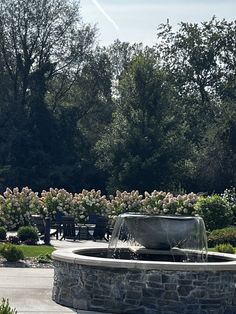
117,213 -> 202,220
52,247 -> 236,271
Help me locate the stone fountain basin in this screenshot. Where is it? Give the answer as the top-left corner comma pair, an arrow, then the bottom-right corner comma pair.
123,214 -> 206,250
52,247 -> 236,313
52,246 -> 236,271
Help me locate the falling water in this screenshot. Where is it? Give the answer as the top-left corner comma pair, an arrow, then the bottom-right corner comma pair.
108,213 -> 208,262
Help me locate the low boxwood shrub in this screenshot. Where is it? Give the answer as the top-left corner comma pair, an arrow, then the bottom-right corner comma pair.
0,227 -> 6,241
17,226 -> 39,245
215,243 -> 235,254
208,227 -> 236,247
0,244 -> 24,262
0,298 -> 17,314
194,195 -> 233,231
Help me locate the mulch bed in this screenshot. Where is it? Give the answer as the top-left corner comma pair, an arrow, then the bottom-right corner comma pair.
0,257 -> 53,268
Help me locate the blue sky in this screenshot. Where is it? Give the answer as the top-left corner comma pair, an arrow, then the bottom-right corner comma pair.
80,0 -> 236,46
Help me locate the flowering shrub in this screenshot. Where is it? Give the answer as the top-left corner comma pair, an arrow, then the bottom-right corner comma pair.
222,187 -> 236,220
0,187 -> 42,230
140,191 -> 198,216
107,190 -> 143,219
73,189 -> 109,223
0,186 -> 234,231
40,188 -> 74,220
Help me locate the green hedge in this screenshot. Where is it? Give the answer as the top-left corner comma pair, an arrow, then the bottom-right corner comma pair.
208,227 -> 236,247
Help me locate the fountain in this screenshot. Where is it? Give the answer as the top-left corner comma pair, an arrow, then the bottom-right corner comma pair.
52,213 -> 236,313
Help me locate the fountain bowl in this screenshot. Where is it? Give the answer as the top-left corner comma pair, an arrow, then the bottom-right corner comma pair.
122,214 -> 206,250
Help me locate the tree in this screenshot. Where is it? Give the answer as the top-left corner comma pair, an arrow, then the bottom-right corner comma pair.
0,0 -> 96,191
157,18 -> 236,192
50,48 -> 114,192
96,54 -> 191,193
157,18 -> 236,140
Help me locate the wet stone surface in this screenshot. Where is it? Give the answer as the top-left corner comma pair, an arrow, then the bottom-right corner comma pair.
52,260 -> 236,314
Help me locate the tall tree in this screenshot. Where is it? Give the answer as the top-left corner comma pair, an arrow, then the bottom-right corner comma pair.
96,54 -> 191,193
0,0 -> 96,191
157,18 -> 236,139
157,18 -> 236,192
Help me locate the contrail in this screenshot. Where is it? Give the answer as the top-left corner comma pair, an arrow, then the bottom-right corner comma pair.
91,0 -> 120,32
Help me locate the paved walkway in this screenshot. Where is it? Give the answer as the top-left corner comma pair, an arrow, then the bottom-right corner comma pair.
0,239 -> 110,314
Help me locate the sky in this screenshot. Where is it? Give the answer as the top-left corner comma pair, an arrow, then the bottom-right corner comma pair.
80,0 -> 236,46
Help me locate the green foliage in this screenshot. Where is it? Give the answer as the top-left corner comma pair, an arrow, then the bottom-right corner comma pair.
96,54 -> 191,193
0,299 -> 17,314
215,243 -> 235,254
208,227 -> 236,247
0,227 -> 6,241
17,226 -> 39,244
0,8 -> 235,195
194,195 -> 233,231
0,244 -> 24,262
157,18 -> 236,192
35,253 -> 52,264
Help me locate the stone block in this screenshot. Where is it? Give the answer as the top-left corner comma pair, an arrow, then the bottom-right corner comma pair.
142,288 -> 164,298
162,291 -> 179,300
165,283 -> 177,290
177,285 -> 194,296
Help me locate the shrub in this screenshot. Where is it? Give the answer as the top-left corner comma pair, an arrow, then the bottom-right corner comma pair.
140,191 -> 198,216
194,195 -> 233,231
107,190 -> 143,219
0,298 -> 17,314
215,243 -> 235,254
0,227 -> 6,241
0,244 -> 24,262
208,227 -> 236,247
40,188 -> 74,220
222,187 -> 236,221
0,187 -> 42,230
17,226 -> 39,245
73,189 -> 109,223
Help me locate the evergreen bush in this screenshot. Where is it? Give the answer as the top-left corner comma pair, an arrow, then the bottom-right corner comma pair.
194,195 -> 233,231
0,244 -> 24,262
215,243 -> 235,254
208,227 -> 236,247
17,226 -> 39,244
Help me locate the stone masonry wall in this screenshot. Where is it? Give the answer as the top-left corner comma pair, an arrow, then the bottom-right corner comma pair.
52,260 -> 236,314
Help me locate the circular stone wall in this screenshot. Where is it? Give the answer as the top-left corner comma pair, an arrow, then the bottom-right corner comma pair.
52,247 -> 236,314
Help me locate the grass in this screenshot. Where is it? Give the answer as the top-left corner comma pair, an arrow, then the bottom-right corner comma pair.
0,244 -> 55,258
